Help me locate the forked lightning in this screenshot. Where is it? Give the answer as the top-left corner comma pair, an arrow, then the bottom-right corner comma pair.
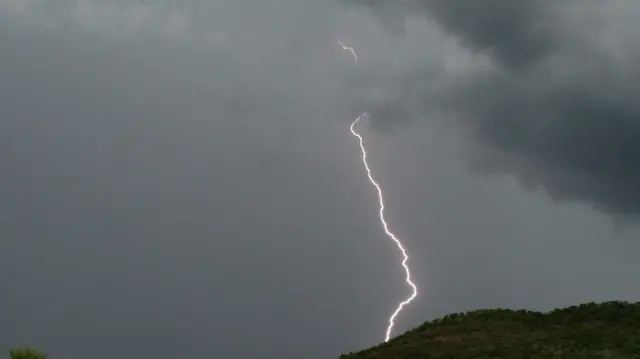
339,41 -> 418,342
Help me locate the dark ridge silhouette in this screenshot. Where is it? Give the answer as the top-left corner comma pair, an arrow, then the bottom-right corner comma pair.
340,301 -> 640,358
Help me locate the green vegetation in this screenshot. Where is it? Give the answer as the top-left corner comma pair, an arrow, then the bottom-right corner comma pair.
340,301 -> 640,359
8,348 -> 47,359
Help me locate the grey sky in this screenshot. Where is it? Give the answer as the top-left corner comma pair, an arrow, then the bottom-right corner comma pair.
1,1 -> 640,359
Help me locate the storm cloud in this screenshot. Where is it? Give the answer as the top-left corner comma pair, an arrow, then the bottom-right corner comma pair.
344,0 -> 640,217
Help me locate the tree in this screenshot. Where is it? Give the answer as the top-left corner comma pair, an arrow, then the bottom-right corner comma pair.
9,348 -> 47,359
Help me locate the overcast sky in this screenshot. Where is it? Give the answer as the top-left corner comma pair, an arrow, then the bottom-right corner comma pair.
2,1 -> 640,358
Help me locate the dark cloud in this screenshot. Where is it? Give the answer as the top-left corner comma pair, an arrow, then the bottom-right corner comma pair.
345,0 -> 640,217
342,0 -> 560,69
422,1 -> 562,70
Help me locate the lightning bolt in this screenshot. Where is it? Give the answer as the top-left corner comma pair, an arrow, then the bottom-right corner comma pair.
339,41 -> 418,343
338,40 -> 358,64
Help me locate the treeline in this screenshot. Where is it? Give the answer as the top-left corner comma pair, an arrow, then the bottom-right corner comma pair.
8,348 -> 47,359
341,301 -> 640,359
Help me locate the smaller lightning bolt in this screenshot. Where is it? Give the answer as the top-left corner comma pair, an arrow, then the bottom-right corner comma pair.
337,40 -> 358,64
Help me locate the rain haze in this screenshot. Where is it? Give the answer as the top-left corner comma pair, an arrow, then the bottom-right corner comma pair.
2,0 -> 640,358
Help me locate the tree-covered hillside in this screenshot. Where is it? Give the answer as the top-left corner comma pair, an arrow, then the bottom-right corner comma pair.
340,301 -> 640,359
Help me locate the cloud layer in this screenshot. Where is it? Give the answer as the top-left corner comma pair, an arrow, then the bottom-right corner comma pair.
345,0 -> 640,217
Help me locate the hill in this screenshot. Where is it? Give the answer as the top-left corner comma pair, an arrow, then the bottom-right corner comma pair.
339,301 -> 640,359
